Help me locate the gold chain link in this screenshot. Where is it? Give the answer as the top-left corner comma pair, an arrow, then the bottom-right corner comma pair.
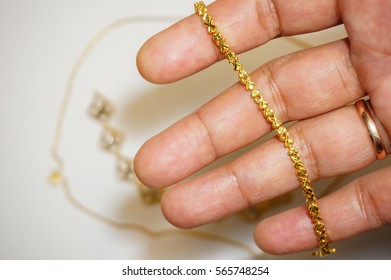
194,1 -> 336,256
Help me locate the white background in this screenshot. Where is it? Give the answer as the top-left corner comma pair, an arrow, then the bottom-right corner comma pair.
0,0 -> 390,259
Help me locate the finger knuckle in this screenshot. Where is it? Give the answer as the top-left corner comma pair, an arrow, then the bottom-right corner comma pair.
355,179 -> 387,228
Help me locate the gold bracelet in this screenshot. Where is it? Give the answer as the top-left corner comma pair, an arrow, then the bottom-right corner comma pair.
194,1 -> 336,257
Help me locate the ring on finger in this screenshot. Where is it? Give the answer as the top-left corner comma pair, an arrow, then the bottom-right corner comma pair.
355,99 -> 387,160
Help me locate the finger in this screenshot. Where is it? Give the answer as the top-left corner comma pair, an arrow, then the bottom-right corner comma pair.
137,0 -> 340,83
135,40 -> 363,188
255,165 -> 391,255
160,106 -> 377,228
340,0 -> 391,149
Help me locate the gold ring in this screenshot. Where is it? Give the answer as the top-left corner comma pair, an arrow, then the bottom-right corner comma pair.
355,99 -> 387,160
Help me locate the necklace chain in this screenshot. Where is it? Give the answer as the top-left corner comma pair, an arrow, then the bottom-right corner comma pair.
48,10 -> 337,258
194,1 -> 336,257
48,15 -> 261,259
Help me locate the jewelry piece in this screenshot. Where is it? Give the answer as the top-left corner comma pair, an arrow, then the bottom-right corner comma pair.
48,15 -> 282,259
194,1 -> 335,256
89,92 -> 115,120
355,99 -> 387,160
89,92 -> 164,204
48,12 -> 331,258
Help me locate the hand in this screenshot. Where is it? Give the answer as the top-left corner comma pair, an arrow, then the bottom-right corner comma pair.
134,0 -> 391,255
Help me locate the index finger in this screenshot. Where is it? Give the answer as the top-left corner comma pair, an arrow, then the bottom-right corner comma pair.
137,0 -> 340,84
